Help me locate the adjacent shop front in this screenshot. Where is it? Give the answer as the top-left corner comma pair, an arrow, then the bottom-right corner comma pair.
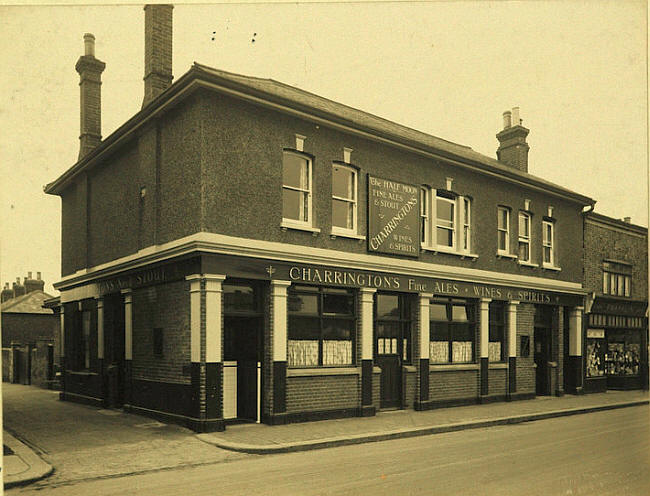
584,297 -> 648,392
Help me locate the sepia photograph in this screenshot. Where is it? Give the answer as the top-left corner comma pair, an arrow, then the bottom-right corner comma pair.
1,0 -> 648,494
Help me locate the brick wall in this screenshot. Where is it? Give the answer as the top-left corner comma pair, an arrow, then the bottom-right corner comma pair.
584,216 -> 648,298
286,374 -> 359,413
131,280 -> 191,384
516,303 -> 535,393
403,367 -> 417,407
1,313 -> 59,348
488,368 -> 507,396
429,370 -> 479,400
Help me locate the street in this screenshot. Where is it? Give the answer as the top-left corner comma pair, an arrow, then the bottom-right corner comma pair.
7,405 -> 649,495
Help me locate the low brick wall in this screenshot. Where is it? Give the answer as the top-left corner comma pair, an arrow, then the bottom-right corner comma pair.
286,373 -> 360,413
429,369 -> 479,401
488,367 -> 507,396
2,348 -> 12,382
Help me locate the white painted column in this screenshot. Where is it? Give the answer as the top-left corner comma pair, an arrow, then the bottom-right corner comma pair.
121,289 -> 132,360
204,275 -> 226,363
569,307 -> 584,356
60,305 -> 65,359
360,288 -> 377,360
271,280 -> 291,362
186,275 -> 202,363
479,298 -> 491,360
507,301 -> 519,358
97,297 -> 104,360
419,293 -> 433,359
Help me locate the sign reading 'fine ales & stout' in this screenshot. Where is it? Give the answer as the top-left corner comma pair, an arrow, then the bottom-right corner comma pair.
367,175 -> 420,257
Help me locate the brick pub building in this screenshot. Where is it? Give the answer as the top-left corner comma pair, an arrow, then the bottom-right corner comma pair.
47,5 -> 604,432
582,213 -> 648,393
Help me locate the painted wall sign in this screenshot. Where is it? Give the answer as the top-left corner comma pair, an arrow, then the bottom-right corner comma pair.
98,259 -> 198,295
587,329 -> 605,339
367,175 -> 419,257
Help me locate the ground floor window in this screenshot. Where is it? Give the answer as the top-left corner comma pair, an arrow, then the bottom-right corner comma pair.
374,293 -> 412,363
430,298 -> 476,364
488,302 -> 506,362
287,285 -> 355,367
605,329 -> 640,376
586,329 -> 605,377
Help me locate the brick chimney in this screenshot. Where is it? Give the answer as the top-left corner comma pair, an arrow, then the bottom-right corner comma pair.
12,277 -> 26,298
1,283 -> 13,303
75,33 -> 106,160
496,107 -> 530,173
24,271 -> 45,294
142,4 -> 174,107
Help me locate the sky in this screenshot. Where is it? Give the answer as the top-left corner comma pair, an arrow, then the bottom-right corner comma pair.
0,0 -> 647,296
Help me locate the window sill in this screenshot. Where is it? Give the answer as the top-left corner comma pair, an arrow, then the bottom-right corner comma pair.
429,363 -> 479,371
542,264 -> 562,272
421,245 -> 478,260
488,362 -> 508,369
329,229 -> 366,241
280,220 -> 321,236
497,252 -> 518,260
517,261 -> 539,268
402,365 -> 417,373
288,366 -> 360,377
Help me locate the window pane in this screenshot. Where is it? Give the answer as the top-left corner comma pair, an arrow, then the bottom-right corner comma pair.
283,154 -> 308,189
544,246 -> 551,264
288,316 -> 320,340
283,189 -> 307,221
376,294 -> 399,318
332,198 -> 354,229
288,340 -> 319,366
451,305 -> 469,322
498,231 -> 507,251
332,166 -> 354,199
437,227 -> 454,247
430,341 -> 449,363
617,275 -> 624,296
431,322 -> 448,341
451,322 -> 473,341
624,276 -> 630,297
498,208 -> 508,229
437,199 -> 454,225
464,199 -> 470,224
430,303 -> 447,321
323,318 -> 353,340
452,341 -> 473,362
518,241 -> 529,261
288,293 -> 318,314
463,226 -> 469,250
519,214 -> 529,237
420,189 -> 427,214
223,284 -> 256,313
323,292 -> 354,315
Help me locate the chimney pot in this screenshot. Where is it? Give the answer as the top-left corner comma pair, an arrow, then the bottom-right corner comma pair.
37,271 -> 41,280
503,111 -> 512,129
28,271 -> 32,279
624,217 -> 631,223
83,33 -> 95,57
512,107 -> 521,126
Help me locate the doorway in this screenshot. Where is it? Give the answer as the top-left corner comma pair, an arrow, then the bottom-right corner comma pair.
103,293 -> 125,408
534,305 -> 553,396
223,281 -> 263,422
375,293 -> 411,409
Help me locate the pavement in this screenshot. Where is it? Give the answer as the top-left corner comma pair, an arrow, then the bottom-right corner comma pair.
2,384 -> 648,489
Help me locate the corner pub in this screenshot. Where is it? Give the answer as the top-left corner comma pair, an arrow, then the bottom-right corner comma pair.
47,5 -> 602,432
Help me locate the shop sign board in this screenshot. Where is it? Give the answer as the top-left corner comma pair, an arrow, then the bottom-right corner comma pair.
367,175 -> 419,257
590,297 -> 648,317
587,329 -> 605,339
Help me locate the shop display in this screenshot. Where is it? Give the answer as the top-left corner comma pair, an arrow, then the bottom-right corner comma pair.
605,342 -> 639,376
585,339 -> 604,377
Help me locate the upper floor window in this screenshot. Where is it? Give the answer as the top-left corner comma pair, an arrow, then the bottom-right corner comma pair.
331,164 -> 357,234
462,198 -> 471,251
282,151 -> 312,227
602,261 -> 631,297
436,196 -> 456,248
542,220 -> 555,266
497,207 -> 510,254
518,212 -> 531,262
420,187 -> 430,246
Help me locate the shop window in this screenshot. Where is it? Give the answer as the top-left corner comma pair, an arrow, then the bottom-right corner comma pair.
282,151 -> 313,228
518,212 -> 531,262
542,220 -> 555,267
375,293 -> 412,363
153,328 -> 163,357
602,261 -> 631,297
430,298 -> 476,364
331,163 -> 357,235
488,302 -> 505,362
605,330 -> 640,376
585,329 -> 605,377
497,206 -> 511,255
288,286 -> 355,367
520,335 -> 530,358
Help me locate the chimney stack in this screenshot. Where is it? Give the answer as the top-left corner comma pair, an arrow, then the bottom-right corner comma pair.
13,277 -> 26,298
1,283 -> 13,303
496,107 -> 530,173
143,4 -> 174,107
623,217 -> 631,223
75,33 -> 106,160
24,271 -> 45,294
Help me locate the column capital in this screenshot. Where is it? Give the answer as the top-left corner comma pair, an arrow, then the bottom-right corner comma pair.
419,292 -> 434,300
205,274 -> 227,293
480,297 -> 492,305
271,280 -> 292,288
95,296 -> 104,308
359,287 -> 377,294
204,274 -> 227,282
508,300 -> 520,307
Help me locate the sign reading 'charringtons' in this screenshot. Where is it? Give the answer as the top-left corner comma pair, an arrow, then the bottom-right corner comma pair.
367,175 -> 419,257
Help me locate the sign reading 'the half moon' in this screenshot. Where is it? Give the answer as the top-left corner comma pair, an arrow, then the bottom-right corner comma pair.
367,175 -> 419,257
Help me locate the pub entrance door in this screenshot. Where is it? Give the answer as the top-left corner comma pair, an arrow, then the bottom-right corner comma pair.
103,293 -> 125,408
534,306 -> 553,396
375,293 -> 411,409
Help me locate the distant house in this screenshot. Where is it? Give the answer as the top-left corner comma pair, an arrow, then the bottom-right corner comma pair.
1,272 -> 60,387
